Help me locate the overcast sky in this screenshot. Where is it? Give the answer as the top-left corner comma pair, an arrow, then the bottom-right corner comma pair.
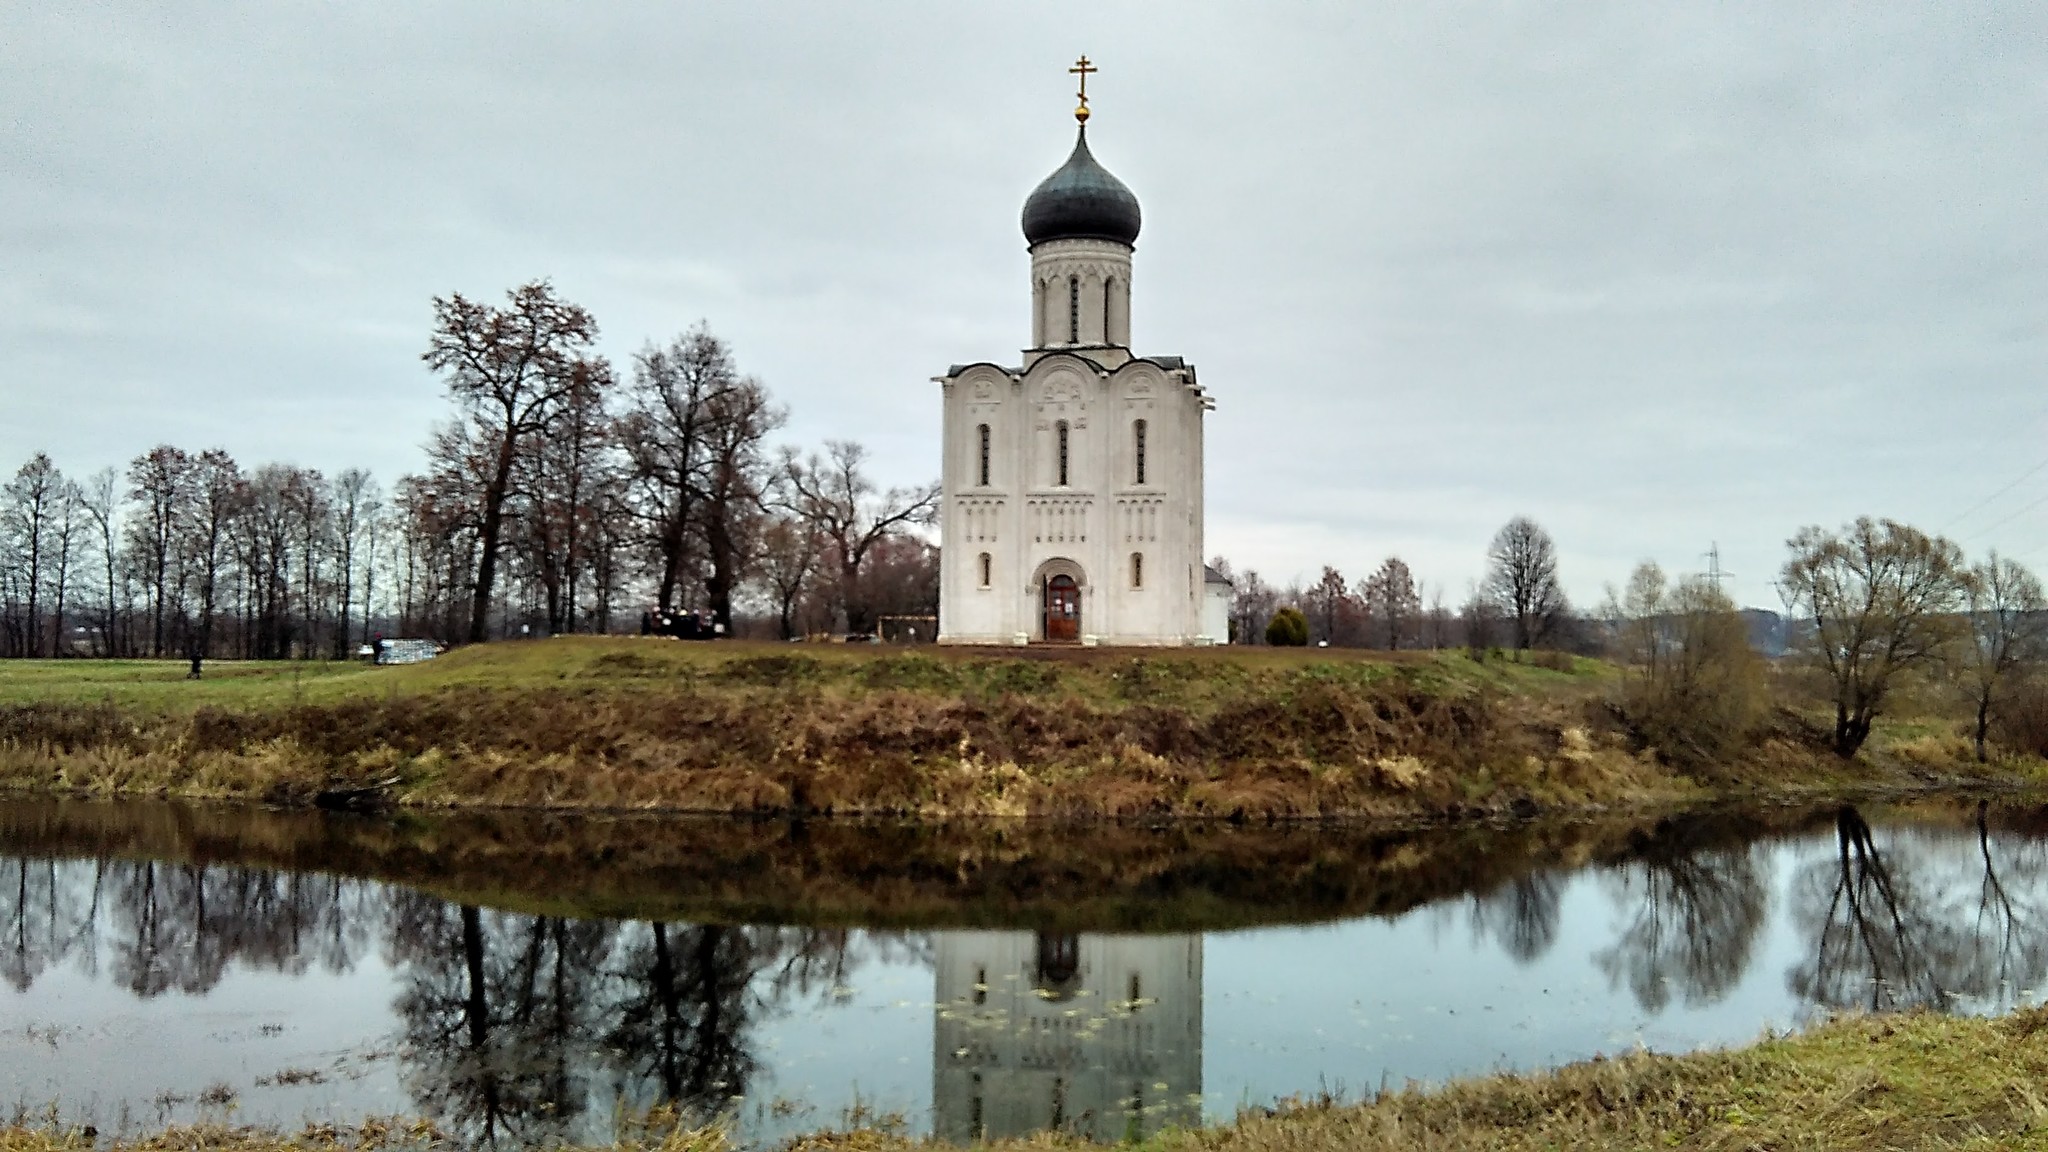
6,3 -> 2045,610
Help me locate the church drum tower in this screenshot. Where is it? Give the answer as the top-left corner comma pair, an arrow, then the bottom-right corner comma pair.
937,60 -> 1221,646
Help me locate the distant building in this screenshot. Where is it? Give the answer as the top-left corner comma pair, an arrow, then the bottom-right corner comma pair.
932,931 -> 1203,1142
937,61 -> 1217,645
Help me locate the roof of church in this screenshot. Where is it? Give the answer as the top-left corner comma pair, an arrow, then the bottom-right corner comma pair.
1204,564 -> 1233,586
1021,126 -> 1142,248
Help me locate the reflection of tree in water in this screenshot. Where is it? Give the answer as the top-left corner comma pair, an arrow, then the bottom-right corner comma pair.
1594,842 -> 1768,1012
387,897 -> 888,1143
1960,803 -> 2048,1000
5,849 -> 899,1144
602,923 -> 766,1121
4,857 -> 376,997
111,861 -> 372,998
1464,871 -> 1565,963
0,856 -> 102,991
388,894 -> 616,1145
1786,806 -> 2048,1012
1789,807 -> 1952,1010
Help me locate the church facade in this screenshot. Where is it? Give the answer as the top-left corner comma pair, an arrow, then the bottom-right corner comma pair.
937,76 -> 1226,645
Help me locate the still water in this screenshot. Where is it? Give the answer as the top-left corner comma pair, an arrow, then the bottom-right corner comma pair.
2,798 -> 2045,1146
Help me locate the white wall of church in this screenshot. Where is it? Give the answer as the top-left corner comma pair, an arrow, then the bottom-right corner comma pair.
939,351 -> 1210,645
937,152 -> 1213,646
1029,238 -> 1133,348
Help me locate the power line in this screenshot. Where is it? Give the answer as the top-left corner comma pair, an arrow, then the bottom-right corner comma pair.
1941,454 -> 2048,534
1961,488 -> 2048,544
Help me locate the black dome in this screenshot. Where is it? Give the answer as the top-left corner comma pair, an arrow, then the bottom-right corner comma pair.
1021,127 -> 1141,248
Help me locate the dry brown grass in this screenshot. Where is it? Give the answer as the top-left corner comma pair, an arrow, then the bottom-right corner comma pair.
0,675 -> 1655,820
0,639 -> 2036,821
9,1010 -> 2048,1151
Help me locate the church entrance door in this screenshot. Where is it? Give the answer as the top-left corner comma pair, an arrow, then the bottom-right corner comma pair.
1044,575 -> 1080,642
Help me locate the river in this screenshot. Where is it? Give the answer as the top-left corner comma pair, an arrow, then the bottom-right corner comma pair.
2,797 -> 2043,1145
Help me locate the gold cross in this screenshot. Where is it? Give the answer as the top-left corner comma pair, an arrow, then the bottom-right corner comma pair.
1070,55 -> 1097,123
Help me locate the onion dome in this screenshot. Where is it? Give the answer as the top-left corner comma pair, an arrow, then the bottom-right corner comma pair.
1021,126 -> 1142,248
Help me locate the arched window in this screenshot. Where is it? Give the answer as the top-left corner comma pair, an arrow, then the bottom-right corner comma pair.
978,552 -> 992,588
1068,276 -> 1079,343
1103,276 -> 1115,343
1131,551 -> 1144,589
1133,419 -> 1147,485
1056,421 -> 1070,486
976,423 -> 990,487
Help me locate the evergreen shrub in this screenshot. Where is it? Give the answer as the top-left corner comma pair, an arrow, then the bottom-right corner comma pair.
1266,607 -> 1309,647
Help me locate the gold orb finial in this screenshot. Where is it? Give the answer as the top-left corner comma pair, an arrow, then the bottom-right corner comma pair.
1069,55 -> 1097,125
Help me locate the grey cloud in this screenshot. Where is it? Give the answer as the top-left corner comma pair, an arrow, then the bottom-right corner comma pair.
4,2 -> 2045,610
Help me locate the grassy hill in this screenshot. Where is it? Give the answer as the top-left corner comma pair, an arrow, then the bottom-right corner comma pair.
0,638 -> 2036,819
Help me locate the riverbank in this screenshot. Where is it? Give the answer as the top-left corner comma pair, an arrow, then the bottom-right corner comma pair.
1,638 -> 2039,820
7,1008 -> 2045,1151
23,792 -> 2029,931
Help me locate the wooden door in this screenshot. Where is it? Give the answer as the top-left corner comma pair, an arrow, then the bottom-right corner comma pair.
1044,575 -> 1080,642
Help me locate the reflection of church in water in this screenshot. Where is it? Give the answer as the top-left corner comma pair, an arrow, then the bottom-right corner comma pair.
933,932 -> 1203,1142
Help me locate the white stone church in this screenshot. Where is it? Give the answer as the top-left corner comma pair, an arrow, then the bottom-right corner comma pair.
937,73 -> 1230,645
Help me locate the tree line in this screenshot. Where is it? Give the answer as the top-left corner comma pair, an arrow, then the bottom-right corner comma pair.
0,280 -> 940,662
1219,513 -> 2048,764
1214,514 -> 1574,654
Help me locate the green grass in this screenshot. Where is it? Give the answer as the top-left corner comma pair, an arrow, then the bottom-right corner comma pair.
0,638 -> 1609,715
0,657 -> 380,709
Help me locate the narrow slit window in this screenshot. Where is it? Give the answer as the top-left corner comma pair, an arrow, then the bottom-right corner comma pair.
1131,552 -> 1144,589
1103,276 -> 1114,342
1056,421 -> 1070,486
977,423 -> 990,487
978,552 -> 992,588
1068,276 -> 1079,343
1133,419 -> 1147,485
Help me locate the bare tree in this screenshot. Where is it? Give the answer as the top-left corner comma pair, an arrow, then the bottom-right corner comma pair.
286,467 -> 330,657
753,516 -> 821,640
695,377 -> 783,636
777,440 -> 939,635
127,445 -> 193,658
517,359 -> 616,634
1780,517 -> 1965,758
1605,562 -> 1766,767
1485,516 -> 1567,652
79,468 -> 123,656
182,450 -> 244,677
1460,583 -> 1501,658
621,325 -> 738,615
1229,566 -> 1278,645
1959,552 -> 2048,762
43,478 -> 83,657
422,280 -> 601,643
2,454 -> 61,656
1362,556 -> 1421,651
331,469 -> 382,657
1423,582 -> 1451,650
1302,566 -> 1349,646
